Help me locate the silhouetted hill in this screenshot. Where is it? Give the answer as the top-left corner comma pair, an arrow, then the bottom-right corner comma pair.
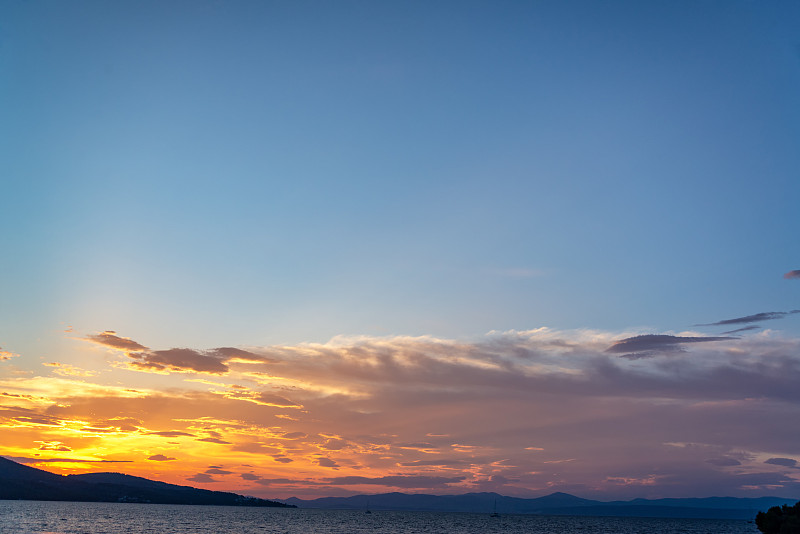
286,490 -> 797,519
0,457 -> 292,507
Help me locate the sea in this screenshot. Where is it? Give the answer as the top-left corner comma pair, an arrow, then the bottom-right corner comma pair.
0,501 -> 761,534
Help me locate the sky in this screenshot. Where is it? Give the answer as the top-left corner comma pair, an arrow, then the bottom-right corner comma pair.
1,0 -> 799,501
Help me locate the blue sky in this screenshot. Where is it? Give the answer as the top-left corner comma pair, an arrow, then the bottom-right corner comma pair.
1,1 -> 800,499
3,0 -> 798,353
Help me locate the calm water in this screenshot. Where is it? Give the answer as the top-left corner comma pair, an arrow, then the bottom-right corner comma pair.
0,501 -> 760,534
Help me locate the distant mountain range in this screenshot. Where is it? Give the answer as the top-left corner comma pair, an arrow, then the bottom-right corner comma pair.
3,456 -> 796,519
286,490 -> 799,520
0,457 -> 292,507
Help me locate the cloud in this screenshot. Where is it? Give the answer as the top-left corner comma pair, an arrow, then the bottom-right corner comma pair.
206,468 -> 233,475
696,311 -> 800,327
85,331 -> 148,352
325,475 -> 466,488
720,325 -> 762,335
43,362 -> 98,377
211,347 -> 271,363
321,438 -> 348,450
784,270 -> 800,280
254,393 -> 302,408
0,347 -> 19,361
146,431 -> 195,438
36,442 -> 72,452
606,334 -> 731,356
765,458 -> 798,468
187,473 -> 217,483
129,348 -> 229,374
705,458 -> 741,467
197,437 -> 231,444
84,332 -> 235,374
317,458 -> 339,468
148,454 -> 176,461
398,459 -> 471,467
8,328 -> 800,499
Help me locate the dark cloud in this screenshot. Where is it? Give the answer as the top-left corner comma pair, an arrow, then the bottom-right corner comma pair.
325,475 -> 465,488
255,393 -> 301,408
240,473 -> 261,480
85,331 -> 148,352
784,270 -> 800,280
696,311 -> 800,327
317,458 -> 339,468
147,454 -> 176,461
205,468 -> 233,475
705,458 -> 741,467
606,334 -> 731,356
765,458 -> 798,468
83,334 -> 269,374
38,443 -> 71,452
720,325 -> 762,335
187,473 -> 217,483
129,348 -> 229,374
13,415 -> 62,426
399,459 -> 470,467
273,457 -> 293,464
321,438 -> 348,450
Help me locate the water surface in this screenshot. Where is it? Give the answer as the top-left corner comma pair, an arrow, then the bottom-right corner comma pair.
0,501 -> 761,534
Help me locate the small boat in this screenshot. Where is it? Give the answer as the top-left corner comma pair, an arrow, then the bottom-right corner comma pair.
490,499 -> 500,518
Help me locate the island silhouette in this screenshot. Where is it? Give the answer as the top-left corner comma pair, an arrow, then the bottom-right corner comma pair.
0,457 -> 292,507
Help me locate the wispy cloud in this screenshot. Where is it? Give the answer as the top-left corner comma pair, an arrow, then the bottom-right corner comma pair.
696,311 -> 800,327
605,334 -> 731,357
43,362 -> 98,377
784,270 -> 800,280
720,325 -> 762,336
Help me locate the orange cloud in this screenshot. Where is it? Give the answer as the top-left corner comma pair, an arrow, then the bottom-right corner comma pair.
1,351 -> 18,361
43,362 -> 98,377
2,329 -> 800,499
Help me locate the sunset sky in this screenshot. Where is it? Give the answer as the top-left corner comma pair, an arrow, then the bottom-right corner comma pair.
1,0 -> 800,501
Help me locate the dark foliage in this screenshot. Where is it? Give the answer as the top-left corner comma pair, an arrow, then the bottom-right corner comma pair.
756,502 -> 800,534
